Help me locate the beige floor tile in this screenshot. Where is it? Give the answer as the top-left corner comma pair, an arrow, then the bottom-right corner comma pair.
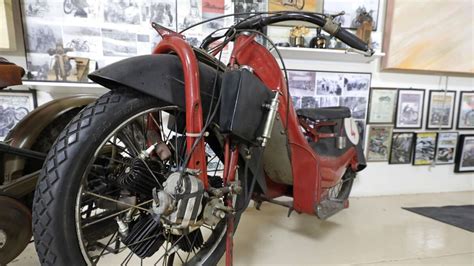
10,192 -> 474,265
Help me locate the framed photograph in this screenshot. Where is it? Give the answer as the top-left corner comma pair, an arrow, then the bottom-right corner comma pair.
389,132 -> 415,164
395,89 -> 425,129
322,0 -> 380,31
435,132 -> 458,165
456,91 -> 474,130
426,90 -> 456,129
455,134 -> 474,173
366,125 -> 393,162
367,88 -> 398,124
268,0 -> 317,13
413,132 -> 437,166
0,90 -> 38,141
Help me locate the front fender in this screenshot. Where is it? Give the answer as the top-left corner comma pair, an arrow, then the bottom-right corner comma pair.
88,54 -> 222,115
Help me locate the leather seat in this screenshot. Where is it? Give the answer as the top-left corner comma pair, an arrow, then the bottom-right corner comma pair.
296,107 -> 351,121
0,57 -> 25,89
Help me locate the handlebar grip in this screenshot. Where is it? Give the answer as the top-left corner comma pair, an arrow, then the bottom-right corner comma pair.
335,28 -> 369,52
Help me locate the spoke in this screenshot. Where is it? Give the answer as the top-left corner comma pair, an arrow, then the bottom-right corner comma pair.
84,191 -> 150,212
120,250 -> 134,266
93,231 -> 118,264
106,140 -> 134,157
82,200 -> 153,228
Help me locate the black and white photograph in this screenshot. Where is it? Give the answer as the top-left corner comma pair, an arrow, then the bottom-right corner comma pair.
0,90 -> 38,141
395,89 -> 425,129
340,96 -> 367,119
456,91 -> 474,130
104,0 -> 140,25
413,132 -> 437,166
318,96 -> 339,108
323,0 -> 380,30
301,96 -> 319,109
25,53 -> 51,80
63,26 -> 101,54
63,0 -> 101,19
454,134 -> 474,173
435,132 -> 458,165
24,23 -> 63,53
389,132 -> 415,164
178,0 -> 202,31
202,12 -> 225,34
355,120 -> 366,147
233,0 -> 266,22
343,73 -> 370,96
366,125 -> 393,162
292,96 -> 301,109
22,0 -> 62,18
288,70 -> 316,97
368,88 -> 397,124
101,28 -> 137,57
427,90 -> 456,129
141,0 -> 176,28
316,72 -> 344,96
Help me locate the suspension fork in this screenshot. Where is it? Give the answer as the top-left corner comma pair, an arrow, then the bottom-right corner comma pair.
223,137 -> 239,266
152,32 -> 208,187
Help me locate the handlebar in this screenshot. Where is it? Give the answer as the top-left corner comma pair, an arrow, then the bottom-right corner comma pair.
202,12 -> 372,54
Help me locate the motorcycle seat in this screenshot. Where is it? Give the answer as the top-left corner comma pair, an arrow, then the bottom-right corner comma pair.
0,57 -> 25,89
296,107 -> 351,121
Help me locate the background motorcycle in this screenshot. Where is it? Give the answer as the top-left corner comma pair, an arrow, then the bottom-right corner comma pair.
32,11 -> 371,265
0,58 -> 96,264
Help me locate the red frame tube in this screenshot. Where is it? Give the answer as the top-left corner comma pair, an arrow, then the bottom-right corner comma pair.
153,35 -> 208,187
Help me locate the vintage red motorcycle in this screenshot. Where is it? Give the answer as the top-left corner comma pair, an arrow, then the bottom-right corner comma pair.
33,12 -> 370,265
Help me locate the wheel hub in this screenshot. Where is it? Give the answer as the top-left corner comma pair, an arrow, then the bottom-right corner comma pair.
0,196 -> 32,265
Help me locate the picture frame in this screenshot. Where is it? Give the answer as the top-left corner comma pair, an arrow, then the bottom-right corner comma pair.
456,91 -> 474,130
365,125 -> 393,162
0,89 -> 38,141
435,132 -> 458,165
322,0 -> 380,31
454,134 -> 474,173
389,132 -> 415,164
413,132 -> 437,166
395,89 -> 425,129
367,88 -> 398,124
426,90 -> 456,129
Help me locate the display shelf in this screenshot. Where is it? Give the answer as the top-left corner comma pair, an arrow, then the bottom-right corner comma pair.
271,47 -> 385,63
22,81 -> 107,94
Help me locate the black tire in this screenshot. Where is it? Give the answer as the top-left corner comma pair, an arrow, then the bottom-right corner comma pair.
335,169 -> 355,200
33,88 -> 246,265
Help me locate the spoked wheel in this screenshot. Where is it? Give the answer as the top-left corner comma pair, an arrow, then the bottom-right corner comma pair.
63,0 -> 74,14
327,168 -> 355,200
33,89 -> 246,265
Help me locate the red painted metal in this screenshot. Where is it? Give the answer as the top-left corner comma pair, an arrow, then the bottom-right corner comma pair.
231,34 -> 360,214
152,35 -> 208,188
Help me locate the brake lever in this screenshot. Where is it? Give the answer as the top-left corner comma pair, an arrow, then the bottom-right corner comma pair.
346,48 -> 375,57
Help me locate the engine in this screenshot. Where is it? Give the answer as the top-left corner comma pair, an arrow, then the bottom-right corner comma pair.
113,158 -> 166,199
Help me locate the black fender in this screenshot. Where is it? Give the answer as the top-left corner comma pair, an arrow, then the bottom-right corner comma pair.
88,54 -> 223,116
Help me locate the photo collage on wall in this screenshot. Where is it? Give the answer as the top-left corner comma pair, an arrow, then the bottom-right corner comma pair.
365,87 -> 474,172
21,0 -> 242,82
288,70 -> 371,146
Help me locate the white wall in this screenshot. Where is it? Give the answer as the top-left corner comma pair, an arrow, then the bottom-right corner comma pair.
2,0 -> 473,196
276,0 -> 474,197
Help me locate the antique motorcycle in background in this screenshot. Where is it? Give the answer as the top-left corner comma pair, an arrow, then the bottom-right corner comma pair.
0,58 -> 96,264
32,11 -> 371,265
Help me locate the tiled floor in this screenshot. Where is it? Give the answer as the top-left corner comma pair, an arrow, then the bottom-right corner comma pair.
11,191 -> 474,265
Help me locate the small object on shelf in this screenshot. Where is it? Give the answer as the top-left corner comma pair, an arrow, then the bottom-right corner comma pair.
309,28 -> 328,49
355,10 -> 373,46
289,26 -> 309,47
275,42 -> 291,47
47,43 -> 73,81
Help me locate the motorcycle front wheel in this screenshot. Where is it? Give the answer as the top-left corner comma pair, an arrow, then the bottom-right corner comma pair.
33,88 -> 246,265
